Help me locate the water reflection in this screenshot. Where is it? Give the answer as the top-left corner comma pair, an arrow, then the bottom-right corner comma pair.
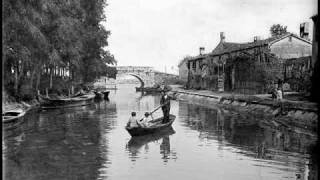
179,102 -> 316,178
181,102 -> 316,156
3,84 -> 317,180
126,127 -> 176,163
3,103 -> 114,180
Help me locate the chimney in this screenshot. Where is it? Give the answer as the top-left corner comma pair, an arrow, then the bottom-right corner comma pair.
300,22 -> 309,40
199,47 -> 205,55
220,32 -> 225,43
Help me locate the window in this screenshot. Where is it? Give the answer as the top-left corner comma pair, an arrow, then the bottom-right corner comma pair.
192,61 -> 196,70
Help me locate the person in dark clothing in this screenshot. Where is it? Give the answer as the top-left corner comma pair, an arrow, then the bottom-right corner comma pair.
160,90 -> 171,123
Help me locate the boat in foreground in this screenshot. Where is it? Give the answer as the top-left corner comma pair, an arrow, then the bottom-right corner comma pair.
127,126 -> 175,149
39,93 -> 95,109
125,114 -> 176,137
2,109 -> 26,130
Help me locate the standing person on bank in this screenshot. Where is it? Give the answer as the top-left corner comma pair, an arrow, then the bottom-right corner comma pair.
160,90 -> 171,123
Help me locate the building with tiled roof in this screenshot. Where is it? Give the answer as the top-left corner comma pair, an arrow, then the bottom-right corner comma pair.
186,30 -> 312,94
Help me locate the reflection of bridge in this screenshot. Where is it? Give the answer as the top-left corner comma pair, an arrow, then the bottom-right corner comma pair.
116,66 -> 179,88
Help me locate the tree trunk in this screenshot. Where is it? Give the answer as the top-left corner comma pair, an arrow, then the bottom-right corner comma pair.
50,67 -> 53,89
36,70 -> 41,92
14,66 -> 19,95
29,69 -> 36,90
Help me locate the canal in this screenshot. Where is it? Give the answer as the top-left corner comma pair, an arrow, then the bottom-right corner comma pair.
3,84 -> 317,180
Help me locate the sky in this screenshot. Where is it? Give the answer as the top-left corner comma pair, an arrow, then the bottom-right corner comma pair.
102,0 -> 317,74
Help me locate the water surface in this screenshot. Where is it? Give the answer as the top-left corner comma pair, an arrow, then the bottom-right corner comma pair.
3,84 -> 317,180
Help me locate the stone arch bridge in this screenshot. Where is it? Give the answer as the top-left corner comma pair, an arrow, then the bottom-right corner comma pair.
116,66 -> 178,87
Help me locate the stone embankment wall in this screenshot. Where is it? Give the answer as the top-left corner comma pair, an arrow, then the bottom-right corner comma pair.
169,91 -> 318,132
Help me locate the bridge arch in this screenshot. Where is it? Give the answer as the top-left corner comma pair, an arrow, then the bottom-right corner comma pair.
116,66 -> 156,87
127,73 -> 145,88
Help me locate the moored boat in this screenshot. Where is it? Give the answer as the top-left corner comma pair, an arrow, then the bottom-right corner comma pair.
136,87 -> 162,93
2,109 -> 26,130
94,90 -> 110,100
136,85 -> 172,93
94,91 -> 104,99
39,93 -> 95,109
102,91 -> 110,99
125,114 -> 176,136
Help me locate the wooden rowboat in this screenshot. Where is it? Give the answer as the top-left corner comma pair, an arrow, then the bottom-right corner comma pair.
39,93 -> 95,109
2,109 -> 26,130
135,87 -> 162,93
125,114 -> 176,137
93,91 -> 104,99
127,126 -> 175,149
102,91 -> 110,99
94,90 -> 110,100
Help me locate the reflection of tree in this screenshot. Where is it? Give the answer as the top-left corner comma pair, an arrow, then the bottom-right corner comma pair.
179,102 -> 317,162
3,107 -> 109,180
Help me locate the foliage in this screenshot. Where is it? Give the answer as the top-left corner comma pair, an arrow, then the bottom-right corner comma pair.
284,57 -> 312,93
3,0 -> 116,100
270,24 -> 288,37
225,50 -> 283,93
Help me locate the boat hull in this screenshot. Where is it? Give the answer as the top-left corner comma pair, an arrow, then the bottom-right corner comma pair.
2,110 -> 26,130
136,87 -> 162,93
39,94 -> 95,109
127,126 -> 175,148
102,91 -> 110,99
126,115 -> 176,136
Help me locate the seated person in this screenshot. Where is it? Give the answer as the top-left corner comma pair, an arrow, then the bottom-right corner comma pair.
138,112 -> 154,127
127,112 -> 139,128
271,88 -> 277,99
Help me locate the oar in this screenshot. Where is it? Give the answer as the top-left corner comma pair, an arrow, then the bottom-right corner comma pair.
138,103 -> 166,122
149,104 -> 163,115
149,101 -> 171,115
136,101 -> 170,126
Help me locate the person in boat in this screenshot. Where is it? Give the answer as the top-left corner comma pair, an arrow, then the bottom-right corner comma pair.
127,112 -> 139,128
276,87 -> 283,100
271,87 -> 277,99
160,90 -> 171,123
138,112 -> 154,127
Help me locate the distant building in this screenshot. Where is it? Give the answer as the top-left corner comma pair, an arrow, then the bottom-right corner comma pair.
178,58 -> 189,82
186,31 -> 312,94
311,15 -> 318,67
310,14 -> 318,101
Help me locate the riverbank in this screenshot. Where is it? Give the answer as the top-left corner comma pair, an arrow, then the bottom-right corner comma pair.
169,85 -> 318,132
2,98 -> 40,114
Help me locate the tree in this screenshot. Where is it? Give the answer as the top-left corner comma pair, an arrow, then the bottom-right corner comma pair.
270,24 -> 288,37
3,0 -> 116,100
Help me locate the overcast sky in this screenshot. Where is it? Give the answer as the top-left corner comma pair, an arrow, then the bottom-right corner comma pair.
102,0 -> 317,74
